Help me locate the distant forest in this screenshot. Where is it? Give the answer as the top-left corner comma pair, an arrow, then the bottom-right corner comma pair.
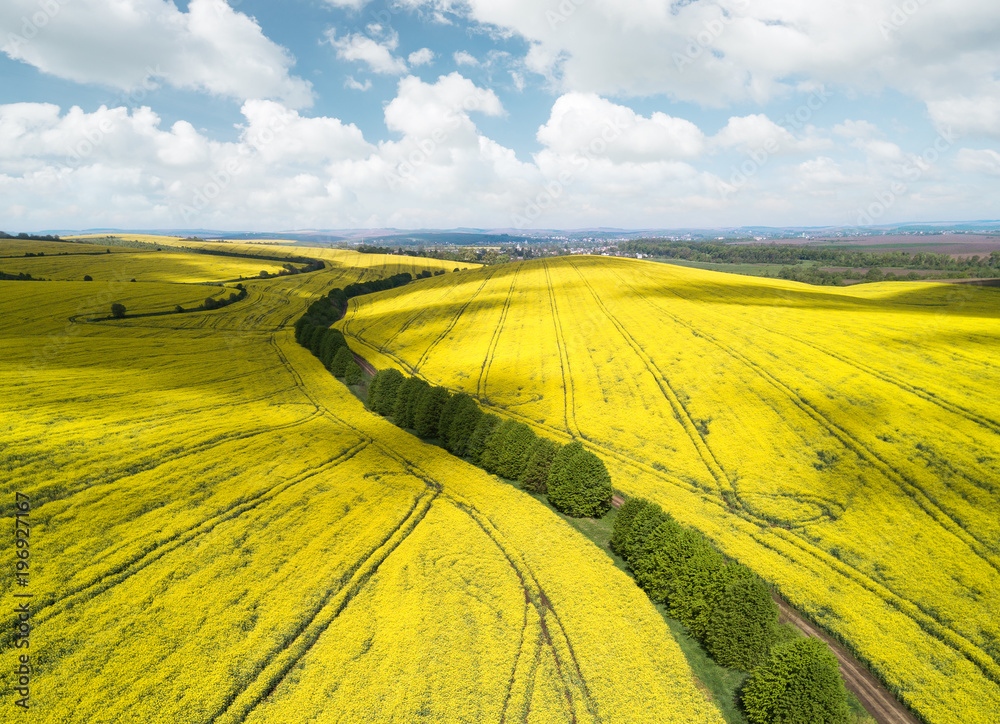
1,231 -> 62,241
621,239 -> 1000,284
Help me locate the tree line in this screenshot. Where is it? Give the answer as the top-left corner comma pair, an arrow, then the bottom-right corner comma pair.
366,369 -> 613,518
621,239 -> 1000,274
198,284 -> 247,312
613,497 -> 851,723
291,274 -> 849,721
294,293 -> 362,383
293,277 -> 613,519
330,272 -> 417,310
107,284 -> 249,319
0,231 -> 62,241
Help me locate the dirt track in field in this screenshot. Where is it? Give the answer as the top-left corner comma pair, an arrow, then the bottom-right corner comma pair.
353,340 -> 925,724
773,597 -> 922,724
606,497 -> 921,724
352,352 -> 377,376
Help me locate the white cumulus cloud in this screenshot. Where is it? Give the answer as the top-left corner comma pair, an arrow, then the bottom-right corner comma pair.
408,48 -> 435,66
325,27 -> 408,75
0,0 -> 313,108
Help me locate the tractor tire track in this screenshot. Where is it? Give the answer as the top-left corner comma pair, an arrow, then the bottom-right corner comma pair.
498,589 -> 533,724
608,266 -> 1000,683
478,265 -> 522,402
542,261 -> 582,439
616,266 -> 1000,571
373,278 -> 462,356
453,498 -> 599,724
415,268 -> 498,374
25,440 -> 371,635
210,487 -> 440,724
633,266 -> 1000,571
655,271 -> 1000,452
753,319 -> 1000,437
570,264 -> 737,502
14,407 -> 327,515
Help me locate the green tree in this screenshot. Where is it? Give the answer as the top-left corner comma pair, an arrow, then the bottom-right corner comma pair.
365,368 -> 383,409
546,444 -> 613,518
704,568 -> 777,672
393,377 -> 430,429
110,303 -> 126,319
628,516 -> 686,602
445,394 -> 483,456
742,638 -> 849,724
625,503 -> 673,565
319,329 -> 347,369
547,442 -> 583,488
83,274 -> 93,281
371,368 -> 406,416
480,419 -> 537,479
437,392 -> 466,449
330,346 -> 354,377
344,360 -> 363,386
665,535 -> 726,637
309,325 -> 327,356
611,497 -> 654,557
465,412 -> 501,464
294,317 -> 309,343
415,386 -> 451,439
299,324 -> 319,349
519,438 -> 560,493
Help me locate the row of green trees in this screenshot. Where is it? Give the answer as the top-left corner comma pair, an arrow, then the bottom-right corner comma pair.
366,369 -> 613,518
331,272 -> 415,310
294,278 -> 423,386
1,231 -> 61,241
612,498 -> 849,723
295,319 -> 360,382
0,271 -> 43,281
202,284 -> 247,311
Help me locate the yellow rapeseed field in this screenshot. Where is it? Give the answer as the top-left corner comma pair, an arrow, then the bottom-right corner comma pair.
341,254 -> 1000,724
0,239 -> 723,723
5,250 -> 291,284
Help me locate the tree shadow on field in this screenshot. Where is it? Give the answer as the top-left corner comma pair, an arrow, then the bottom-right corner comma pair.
611,261 -> 1000,320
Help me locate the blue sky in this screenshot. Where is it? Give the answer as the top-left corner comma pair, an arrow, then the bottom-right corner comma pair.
1,0 -> 999,231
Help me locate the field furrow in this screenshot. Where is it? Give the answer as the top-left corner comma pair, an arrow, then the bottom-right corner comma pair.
341,254 -> 1000,723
